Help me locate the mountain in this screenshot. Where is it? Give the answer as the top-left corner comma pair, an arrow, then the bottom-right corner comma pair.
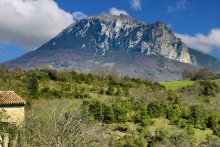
188,49 -> 220,71
4,14 -> 220,81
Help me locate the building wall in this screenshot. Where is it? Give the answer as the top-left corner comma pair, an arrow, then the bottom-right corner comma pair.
0,106 -> 25,126
0,133 -> 9,147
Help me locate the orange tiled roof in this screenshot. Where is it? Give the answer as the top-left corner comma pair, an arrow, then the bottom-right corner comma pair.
0,91 -> 25,106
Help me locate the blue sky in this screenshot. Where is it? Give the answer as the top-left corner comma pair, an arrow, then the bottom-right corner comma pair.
0,0 -> 220,62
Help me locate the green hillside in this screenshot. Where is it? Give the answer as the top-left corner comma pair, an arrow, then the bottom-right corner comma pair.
1,68 -> 220,146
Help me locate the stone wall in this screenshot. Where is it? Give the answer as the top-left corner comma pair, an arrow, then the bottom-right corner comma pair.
1,106 -> 25,126
0,133 -> 9,147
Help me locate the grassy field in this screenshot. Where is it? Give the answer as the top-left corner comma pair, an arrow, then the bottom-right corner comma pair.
160,80 -> 195,91
160,79 -> 220,91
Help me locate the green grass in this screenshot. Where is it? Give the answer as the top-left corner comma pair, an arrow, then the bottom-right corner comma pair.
160,79 -> 220,91
194,128 -> 213,143
160,80 -> 195,91
146,118 -> 215,143
146,118 -> 183,134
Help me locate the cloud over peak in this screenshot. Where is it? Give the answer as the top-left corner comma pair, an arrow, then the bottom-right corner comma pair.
72,11 -> 88,20
176,28 -> 220,53
109,7 -> 129,16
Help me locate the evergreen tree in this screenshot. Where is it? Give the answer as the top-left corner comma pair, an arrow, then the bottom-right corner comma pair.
106,85 -> 115,96
28,73 -> 39,98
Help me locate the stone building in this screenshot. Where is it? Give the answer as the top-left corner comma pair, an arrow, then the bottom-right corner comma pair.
0,91 -> 26,147
0,91 -> 26,126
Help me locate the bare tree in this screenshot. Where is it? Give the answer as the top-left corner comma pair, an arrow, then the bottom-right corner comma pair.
182,69 -> 195,80
23,101 -> 107,147
92,67 -> 120,79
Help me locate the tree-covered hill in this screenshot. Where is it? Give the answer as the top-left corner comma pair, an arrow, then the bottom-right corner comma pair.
1,67 -> 220,146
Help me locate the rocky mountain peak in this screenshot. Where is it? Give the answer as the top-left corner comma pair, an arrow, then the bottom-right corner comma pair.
37,14 -> 197,65
6,14 -> 220,81
89,14 -> 134,22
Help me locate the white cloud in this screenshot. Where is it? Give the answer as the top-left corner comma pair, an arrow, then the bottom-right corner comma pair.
166,0 -> 187,13
176,28 -> 220,53
72,11 -> 88,20
130,0 -> 141,10
109,7 -> 129,16
0,0 -> 74,50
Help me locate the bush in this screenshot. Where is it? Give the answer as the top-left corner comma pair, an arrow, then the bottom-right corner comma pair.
213,126 -> 220,137
88,101 -> 115,123
178,119 -> 188,128
180,80 -> 220,98
88,101 -> 103,120
165,104 -> 181,120
206,114 -> 219,129
48,70 -> 59,80
147,101 -> 164,118
112,101 -> 130,122
199,81 -> 219,97
115,124 -> 129,132
27,73 -> 39,98
189,105 -> 206,129
106,85 -> 115,96
140,117 -> 153,127
153,128 -> 168,143
99,88 -> 105,95
102,105 -> 115,123
186,125 -> 195,135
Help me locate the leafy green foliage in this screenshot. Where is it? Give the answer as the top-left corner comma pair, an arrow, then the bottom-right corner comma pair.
147,101 -> 164,118
180,80 -> 220,97
199,81 -> 219,96
27,73 -> 39,98
1,69 -> 220,146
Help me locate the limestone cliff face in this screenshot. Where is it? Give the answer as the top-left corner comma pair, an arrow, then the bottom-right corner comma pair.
179,47 -> 192,63
37,14 -> 197,65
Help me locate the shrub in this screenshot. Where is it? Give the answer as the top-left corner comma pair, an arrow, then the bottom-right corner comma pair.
112,102 -> 129,122
186,125 -> 195,135
88,101 -> 103,120
88,101 -> 116,123
27,73 -> 39,98
102,105 -> 115,123
106,85 -> 115,96
189,105 -> 206,129
153,128 -> 168,143
147,101 -> 164,118
213,126 -> 220,137
48,70 -> 59,80
206,114 -> 219,129
115,124 -> 129,132
199,81 -> 219,97
99,88 -> 105,95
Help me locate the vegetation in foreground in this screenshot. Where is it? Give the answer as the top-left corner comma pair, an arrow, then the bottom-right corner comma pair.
1,67 -> 220,146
